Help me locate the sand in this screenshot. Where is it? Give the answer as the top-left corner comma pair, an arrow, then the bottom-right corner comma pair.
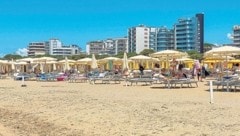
0,78 -> 240,136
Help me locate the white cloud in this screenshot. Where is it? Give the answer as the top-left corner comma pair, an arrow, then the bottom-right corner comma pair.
15,48 -> 28,56
227,33 -> 233,40
213,43 -> 220,46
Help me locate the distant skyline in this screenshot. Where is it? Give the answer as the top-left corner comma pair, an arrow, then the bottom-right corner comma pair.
0,0 -> 240,56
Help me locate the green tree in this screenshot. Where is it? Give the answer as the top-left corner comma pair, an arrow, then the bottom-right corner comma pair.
3,54 -> 22,60
127,52 -> 138,58
139,49 -> 155,56
114,52 -> 124,58
204,43 -> 216,52
186,50 -> 202,60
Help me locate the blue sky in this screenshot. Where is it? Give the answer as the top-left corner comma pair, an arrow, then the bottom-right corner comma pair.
0,0 -> 240,56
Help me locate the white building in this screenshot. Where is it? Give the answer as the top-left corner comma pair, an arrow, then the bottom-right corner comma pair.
47,39 -> 80,56
128,25 -> 150,54
28,42 -> 47,57
86,37 -> 128,55
233,25 -> 240,47
27,38 -> 81,56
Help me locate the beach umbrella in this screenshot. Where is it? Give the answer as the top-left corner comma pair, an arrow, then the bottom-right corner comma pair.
40,63 -> 44,73
77,58 -> 92,72
63,57 -> 70,71
150,50 -> 187,59
204,46 -> 240,56
58,59 -> 76,64
98,57 -> 120,70
150,50 -> 187,70
16,58 -> 34,63
33,57 -> 57,63
122,52 -> 129,70
204,46 -> 240,69
0,60 -> 8,64
129,55 -> 153,61
204,46 -> 240,91
11,59 -> 15,71
91,54 -> 98,70
100,57 -> 120,62
77,58 -> 92,64
129,55 -> 158,69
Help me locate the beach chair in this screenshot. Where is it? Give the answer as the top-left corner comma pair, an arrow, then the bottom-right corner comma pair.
69,73 -> 88,83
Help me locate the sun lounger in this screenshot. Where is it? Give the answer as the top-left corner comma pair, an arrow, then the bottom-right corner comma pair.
128,78 -> 157,86
69,74 -> 88,83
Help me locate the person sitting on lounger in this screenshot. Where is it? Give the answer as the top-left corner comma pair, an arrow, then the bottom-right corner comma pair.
175,64 -> 187,79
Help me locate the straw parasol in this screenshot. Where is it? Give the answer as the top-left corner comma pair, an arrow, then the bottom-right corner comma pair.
204,46 -> 240,56
204,46 -> 240,91
77,58 -> 92,64
16,58 -> 35,63
151,50 -> 187,65
11,59 -> 15,71
150,50 -> 187,59
129,55 -> 153,61
33,57 -> 57,62
91,54 -> 98,70
129,55 -> 158,69
122,52 -> 129,70
63,57 -> 70,71
204,46 -> 240,69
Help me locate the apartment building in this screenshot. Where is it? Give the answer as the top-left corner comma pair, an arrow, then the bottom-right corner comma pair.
156,26 -> 175,51
86,38 -> 128,55
28,42 -> 47,57
27,38 -> 81,56
174,13 -> 204,53
128,25 -> 151,53
233,25 -> 240,46
127,13 -> 204,53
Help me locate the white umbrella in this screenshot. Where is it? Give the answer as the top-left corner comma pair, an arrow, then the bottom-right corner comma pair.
99,57 -> 120,62
64,57 -> 70,71
77,58 -> 92,64
33,57 -> 57,62
204,46 -> 240,56
0,60 -> 9,64
91,54 -> 98,69
129,55 -> 158,70
204,46 -> 240,69
16,58 -> 34,63
11,59 -> 15,71
40,63 -> 44,73
129,55 -> 153,61
204,46 -> 240,92
150,50 -> 187,70
122,52 -> 129,70
58,59 -> 76,63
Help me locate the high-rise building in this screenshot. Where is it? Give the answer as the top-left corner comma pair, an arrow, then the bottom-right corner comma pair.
113,37 -> 128,53
27,38 -> 81,56
233,25 -> 240,46
48,38 -> 81,56
86,41 -> 105,55
174,13 -> 204,53
28,42 -> 47,57
128,25 -> 151,53
86,37 -> 128,55
156,26 -> 175,51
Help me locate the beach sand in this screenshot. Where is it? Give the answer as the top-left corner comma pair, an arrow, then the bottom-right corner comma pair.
0,78 -> 240,136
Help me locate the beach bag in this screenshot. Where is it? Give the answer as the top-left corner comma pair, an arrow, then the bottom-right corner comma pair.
205,70 -> 210,76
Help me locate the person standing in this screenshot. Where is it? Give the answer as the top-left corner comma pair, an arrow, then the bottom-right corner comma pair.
139,64 -> 144,76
